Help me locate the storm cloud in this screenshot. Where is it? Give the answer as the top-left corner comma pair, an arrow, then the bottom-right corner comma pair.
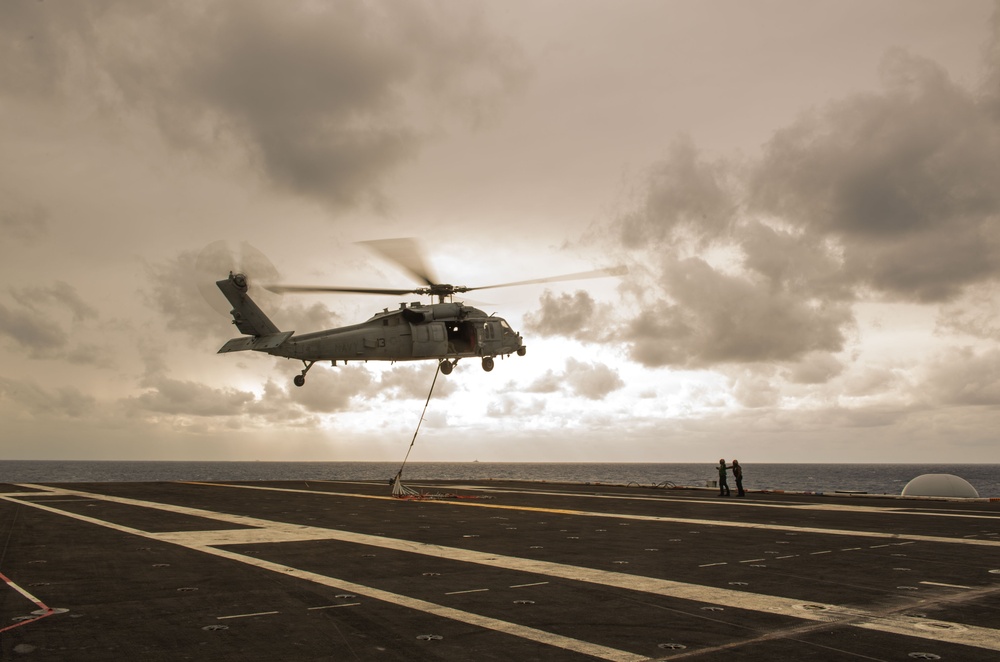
751,49 -> 1000,303
522,290 -> 614,342
542,30 -> 1000,379
1,0 -> 526,209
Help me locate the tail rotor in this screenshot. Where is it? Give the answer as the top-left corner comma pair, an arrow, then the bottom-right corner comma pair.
195,240 -> 282,315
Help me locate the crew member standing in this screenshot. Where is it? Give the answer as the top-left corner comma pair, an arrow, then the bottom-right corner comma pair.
717,459 -> 730,497
732,459 -> 745,497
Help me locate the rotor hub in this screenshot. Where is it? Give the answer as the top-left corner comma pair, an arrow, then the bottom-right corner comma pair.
416,283 -> 465,303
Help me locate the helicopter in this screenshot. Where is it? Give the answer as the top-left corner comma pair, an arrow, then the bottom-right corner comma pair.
215,238 -> 625,387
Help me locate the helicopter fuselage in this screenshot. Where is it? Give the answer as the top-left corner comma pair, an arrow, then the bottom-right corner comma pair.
216,272 -> 526,385
270,301 -> 523,364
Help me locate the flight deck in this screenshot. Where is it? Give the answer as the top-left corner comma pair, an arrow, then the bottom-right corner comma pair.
2,479 -> 998,661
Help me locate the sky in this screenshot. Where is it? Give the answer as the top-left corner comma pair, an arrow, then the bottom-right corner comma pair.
1,0 -> 999,464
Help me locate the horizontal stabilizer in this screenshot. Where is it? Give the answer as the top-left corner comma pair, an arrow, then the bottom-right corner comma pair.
217,330 -> 294,354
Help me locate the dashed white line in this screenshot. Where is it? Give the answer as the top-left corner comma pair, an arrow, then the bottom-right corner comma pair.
445,588 -> 490,595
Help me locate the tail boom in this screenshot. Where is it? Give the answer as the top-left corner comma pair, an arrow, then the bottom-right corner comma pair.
217,330 -> 294,354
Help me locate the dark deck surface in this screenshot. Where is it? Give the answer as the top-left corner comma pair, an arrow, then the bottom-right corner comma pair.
1,479 -> 998,661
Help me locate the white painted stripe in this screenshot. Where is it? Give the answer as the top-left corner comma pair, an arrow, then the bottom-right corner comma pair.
445,588 -> 490,595
0,571 -> 55,635
307,603 -> 360,610
510,582 -> 549,588
698,562 -> 726,567
1,574 -> 47,607
0,491 -> 61,497
217,610 -> 279,620
9,486 -> 1000,653
10,498 -> 98,503
920,581 -> 972,589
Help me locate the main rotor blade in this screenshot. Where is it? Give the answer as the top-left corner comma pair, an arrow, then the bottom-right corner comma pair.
462,265 -> 628,293
359,238 -> 439,288
264,284 -> 421,296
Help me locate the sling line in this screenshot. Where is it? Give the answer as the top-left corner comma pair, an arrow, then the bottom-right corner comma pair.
390,363 -> 441,498
389,362 -> 493,501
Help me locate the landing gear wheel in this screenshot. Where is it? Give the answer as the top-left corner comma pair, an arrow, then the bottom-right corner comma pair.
482,356 -> 494,372
517,346 -> 526,357
439,360 -> 454,375
294,360 -> 315,388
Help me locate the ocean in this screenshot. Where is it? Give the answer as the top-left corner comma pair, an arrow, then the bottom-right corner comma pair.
0,461 -> 997,497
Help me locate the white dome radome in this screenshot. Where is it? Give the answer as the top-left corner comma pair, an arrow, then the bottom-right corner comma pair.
901,474 -> 979,498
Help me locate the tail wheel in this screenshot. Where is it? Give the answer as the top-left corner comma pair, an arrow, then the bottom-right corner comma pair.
293,374 -> 305,387
440,360 -> 454,375
482,356 -> 494,372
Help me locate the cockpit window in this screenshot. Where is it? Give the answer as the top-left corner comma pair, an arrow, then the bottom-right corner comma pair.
499,319 -> 511,330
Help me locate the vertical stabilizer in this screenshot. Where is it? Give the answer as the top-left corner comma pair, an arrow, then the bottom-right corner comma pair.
216,272 -> 280,337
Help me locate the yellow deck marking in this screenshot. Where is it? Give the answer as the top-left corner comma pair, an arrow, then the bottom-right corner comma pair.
186,480 -> 1000,549
418,483 -> 1000,519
